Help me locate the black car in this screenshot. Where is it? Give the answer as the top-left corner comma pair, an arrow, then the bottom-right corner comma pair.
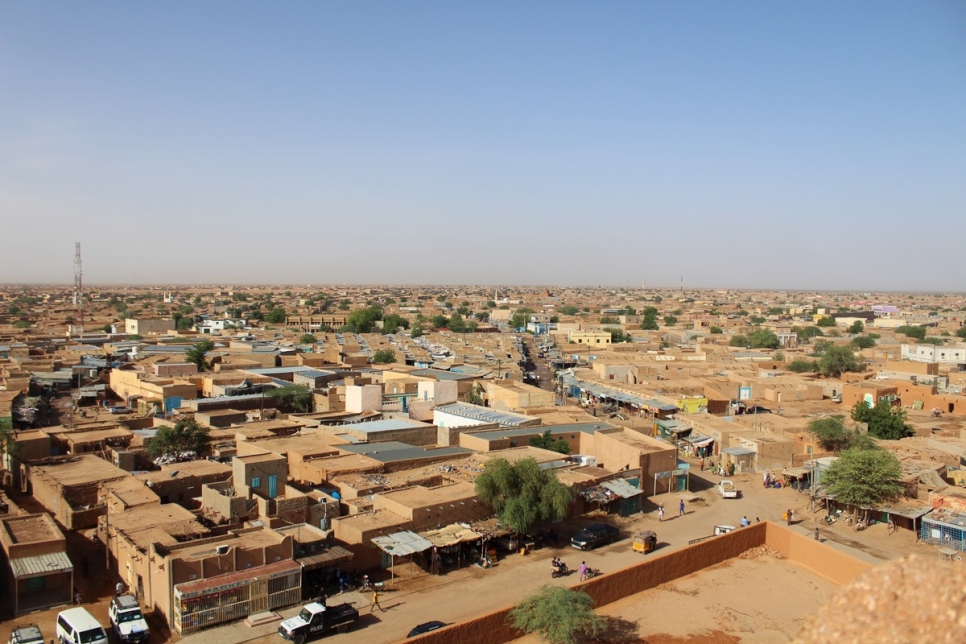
571,523 -> 620,551
408,621 -> 446,638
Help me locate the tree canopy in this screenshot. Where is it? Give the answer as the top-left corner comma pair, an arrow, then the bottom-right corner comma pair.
823,447 -> 903,511
508,586 -> 604,644
851,400 -> 913,440
371,348 -> 397,364
640,307 -> 659,330
345,306 -> 383,333
787,359 -> 818,373
528,430 -> 571,455
746,328 -> 780,349
816,317 -> 837,327
895,325 -> 927,340
299,333 -> 317,344
148,419 -> 211,460
265,307 -> 287,324
185,339 -> 215,372
475,457 -> 572,536
807,415 -> 875,452
851,335 -> 876,349
266,383 -> 313,413
817,345 -> 864,378
847,320 -> 865,334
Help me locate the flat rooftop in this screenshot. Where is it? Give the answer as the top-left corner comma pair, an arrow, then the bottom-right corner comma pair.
32,455 -> 128,487
1,513 -> 63,545
339,442 -> 471,464
337,418 -> 433,434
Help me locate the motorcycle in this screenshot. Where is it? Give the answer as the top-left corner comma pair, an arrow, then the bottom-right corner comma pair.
824,515 -> 836,525
551,560 -> 569,578
584,567 -> 603,579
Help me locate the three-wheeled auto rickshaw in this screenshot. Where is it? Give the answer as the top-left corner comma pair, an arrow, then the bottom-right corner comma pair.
632,530 -> 657,554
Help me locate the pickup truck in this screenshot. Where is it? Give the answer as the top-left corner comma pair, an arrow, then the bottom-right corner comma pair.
717,480 -> 738,499
278,602 -> 359,644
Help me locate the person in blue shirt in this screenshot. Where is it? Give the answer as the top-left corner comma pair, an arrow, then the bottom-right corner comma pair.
740,516 -> 750,527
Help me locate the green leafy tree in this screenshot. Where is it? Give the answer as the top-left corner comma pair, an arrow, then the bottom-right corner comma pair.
557,305 -> 579,316
185,339 -> 215,372
896,325 -> 927,340
787,359 -> 818,373
709,326 -> 723,334
265,307 -> 287,324
640,306 -> 659,330
823,447 -> 903,513
411,324 -> 424,338
816,317 -> 837,327
299,333 -> 317,344
604,328 -> 632,343
148,419 -> 211,459
807,416 -> 875,452
817,345 -> 864,378
851,399 -> 913,440
663,315 -> 678,326
467,383 -> 485,405
475,457 -> 573,536
793,326 -> 825,342
371,348 -> 397,364
729,335 -> 748,347
747,329 -> 780,349
12,320 -> 30,329
956,326 -> 966,340
508,586 -> 604,644
345,306 -> 383,333
847,320 -> 865,334
852,335 -> 876,349
266,384 -> 313,413
448,313 -> 467,333
528,430 -> 571,455
101,324 -> 114,333
381,314 -> 408,334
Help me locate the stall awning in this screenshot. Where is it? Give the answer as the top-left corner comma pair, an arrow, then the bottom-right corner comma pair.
781,467 -> 810,478
680,433 -> 713,446
881,505 -> 933,521
10,551 -> 73,579
601,479 -> 642,499
296,546 -> 354,571
418,524 -> 482,548
371,531 -> 433,557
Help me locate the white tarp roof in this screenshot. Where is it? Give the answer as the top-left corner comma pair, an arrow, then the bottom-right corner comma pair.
601,479 -> 642,498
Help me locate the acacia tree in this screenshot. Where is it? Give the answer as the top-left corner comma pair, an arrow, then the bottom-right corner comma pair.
148,419 -> 211,460
475,457 -> 572,536
185,339 -> 215,372
508,586 -> 604,644
371,349 -> 396,364
823,447 -> 902,518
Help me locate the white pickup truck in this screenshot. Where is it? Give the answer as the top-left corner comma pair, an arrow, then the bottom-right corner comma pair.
717,480 -> 738,498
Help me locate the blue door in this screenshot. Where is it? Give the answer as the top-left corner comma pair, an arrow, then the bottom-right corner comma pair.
268,475 -> 278,499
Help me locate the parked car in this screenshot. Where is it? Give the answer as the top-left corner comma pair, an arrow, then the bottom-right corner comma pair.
278,601 -> 358,643
8,624 -> 44,644
56,608 -> 108,644
408,621 -> 446,637
718,480 -> 738,499
571,523 -> 620,551
109,594 -> 150,643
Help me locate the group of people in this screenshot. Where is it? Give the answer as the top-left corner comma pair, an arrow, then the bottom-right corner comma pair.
762,472 -> 783,488
657,500 -> 688,522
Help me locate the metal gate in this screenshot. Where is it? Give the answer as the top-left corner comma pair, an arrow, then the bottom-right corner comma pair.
249,579 -> 269,613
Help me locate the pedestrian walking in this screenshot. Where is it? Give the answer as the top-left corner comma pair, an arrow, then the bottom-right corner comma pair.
679,499 -> 685,517
763,472 -> 769,488
658,504 -> 665,522
370,590 -> 382,613
700,457 -> 704,471
579,561 -> 587,581
786,509 -> 793,526
814,527 -> 820,541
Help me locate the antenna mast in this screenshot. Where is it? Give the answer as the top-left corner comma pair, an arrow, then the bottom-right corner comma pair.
73,242 -> 84,334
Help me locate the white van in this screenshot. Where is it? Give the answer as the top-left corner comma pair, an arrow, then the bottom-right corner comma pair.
55,607 -> 108,644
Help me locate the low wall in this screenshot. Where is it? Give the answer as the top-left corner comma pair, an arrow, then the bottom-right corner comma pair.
410,522 -> 870,644
764,522 -> 872,584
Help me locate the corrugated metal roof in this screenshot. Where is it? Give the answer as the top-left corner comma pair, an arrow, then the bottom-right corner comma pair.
372,531 -> 433,557
601,478 -> 642,498
10,551 -> 73,579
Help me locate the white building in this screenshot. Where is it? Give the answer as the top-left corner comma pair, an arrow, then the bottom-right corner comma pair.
901,343 -> 966,370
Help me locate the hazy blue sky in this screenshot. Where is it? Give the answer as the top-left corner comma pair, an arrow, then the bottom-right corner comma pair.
1,2 -> 964,289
